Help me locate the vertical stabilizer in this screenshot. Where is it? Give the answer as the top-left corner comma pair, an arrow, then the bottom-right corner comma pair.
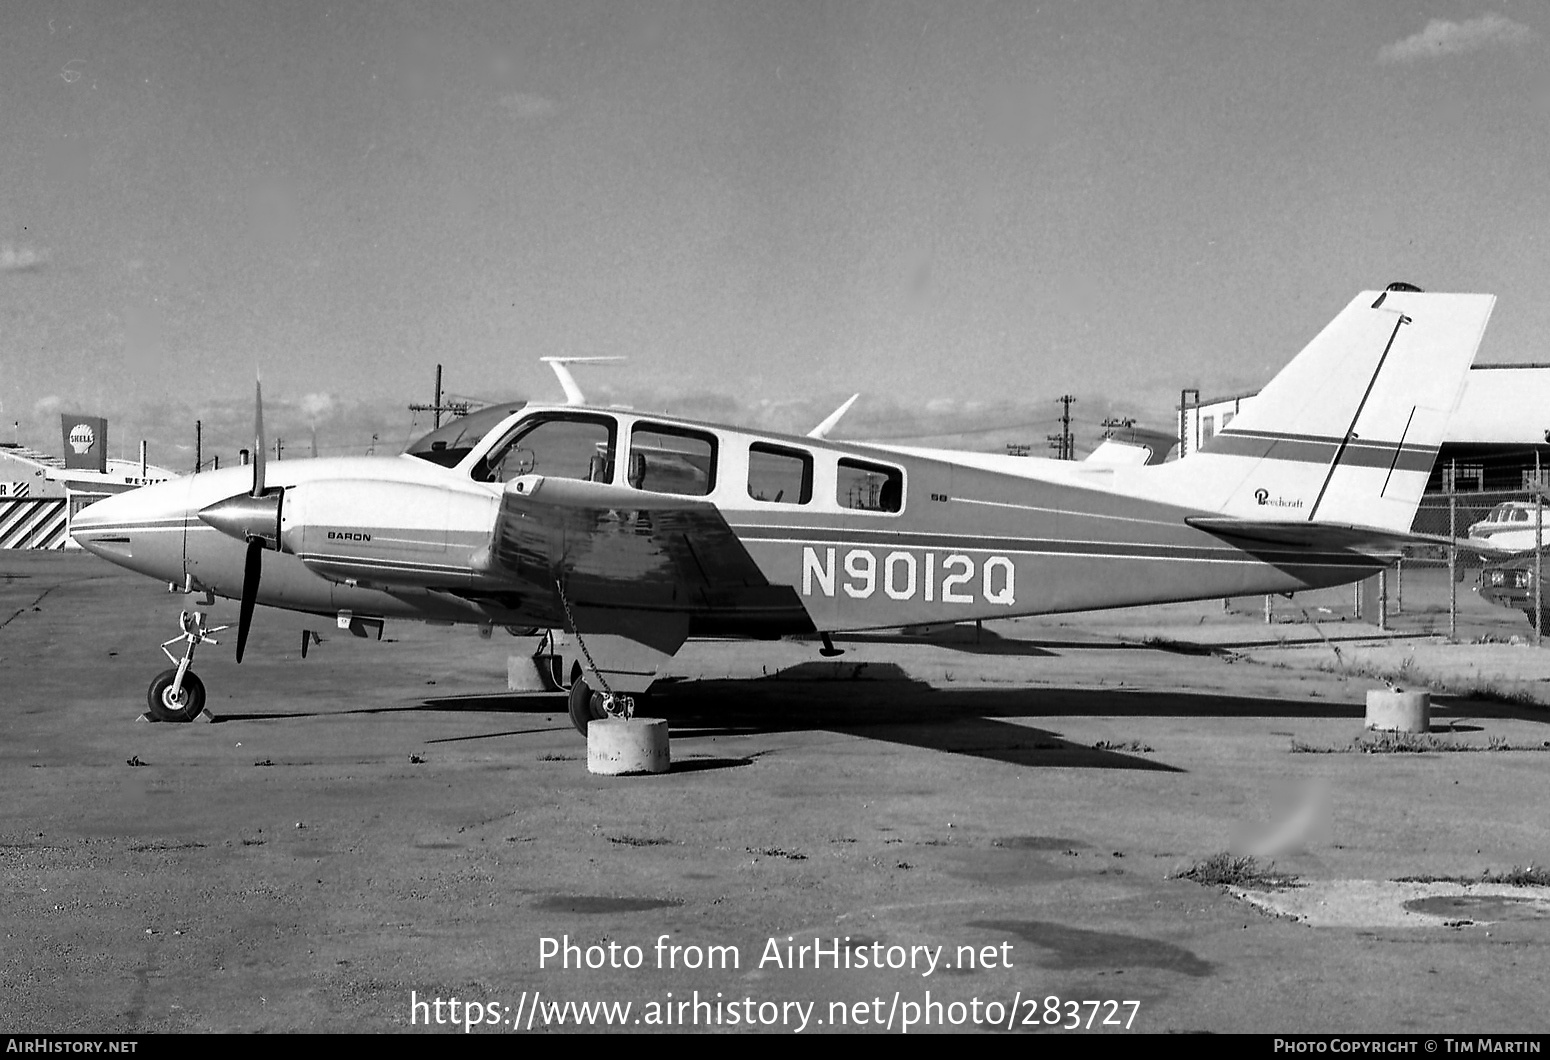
1162,289 -> 1495,532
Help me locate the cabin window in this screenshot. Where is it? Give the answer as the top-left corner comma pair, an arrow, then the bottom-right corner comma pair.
748,443 -> 812,504
476,415 -> 616,484
836,458 -> 903,513
627,424 -> 717,497
404,401 -> 527,467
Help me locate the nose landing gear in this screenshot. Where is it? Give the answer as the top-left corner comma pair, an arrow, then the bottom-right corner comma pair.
146,611 -> 226,722
147,668 -> 207,723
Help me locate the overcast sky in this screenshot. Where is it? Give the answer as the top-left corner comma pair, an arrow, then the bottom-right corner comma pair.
3,1 -> 1548,466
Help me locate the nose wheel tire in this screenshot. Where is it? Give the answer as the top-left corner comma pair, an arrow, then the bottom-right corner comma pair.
147,668 -> 207,723
566,675 -> 650,736
567,676 -> 611,736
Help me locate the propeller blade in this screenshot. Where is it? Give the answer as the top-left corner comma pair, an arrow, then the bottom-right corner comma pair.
197,491 -> 282,547
236,538 -> 263,663
252,377 -> 267,497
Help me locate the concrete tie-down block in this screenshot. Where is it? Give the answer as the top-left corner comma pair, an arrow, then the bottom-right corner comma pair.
1365,689 -> 1430,734
587,718 -> 670,775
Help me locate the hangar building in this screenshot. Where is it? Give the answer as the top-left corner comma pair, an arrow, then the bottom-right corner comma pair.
1,422 -> 178,550
1178,364 -> 1550,494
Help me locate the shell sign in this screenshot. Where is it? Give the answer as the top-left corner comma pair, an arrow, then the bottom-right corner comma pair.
69,423 -> 95,454
60,414 -> 107,472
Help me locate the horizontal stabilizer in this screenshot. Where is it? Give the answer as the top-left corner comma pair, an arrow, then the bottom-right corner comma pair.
1187,516 -> 1511,557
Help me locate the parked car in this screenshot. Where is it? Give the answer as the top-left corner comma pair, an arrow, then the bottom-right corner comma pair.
1477,551 -> 1550,627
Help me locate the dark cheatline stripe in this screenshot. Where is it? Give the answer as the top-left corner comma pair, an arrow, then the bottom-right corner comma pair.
734,525 -> 1378,568
296,552 -> 471,575
1203,429 -> 1437,472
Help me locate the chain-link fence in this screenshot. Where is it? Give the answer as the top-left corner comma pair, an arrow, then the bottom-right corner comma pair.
1219,483 -> 1550,639
1410,486 -> 1549,569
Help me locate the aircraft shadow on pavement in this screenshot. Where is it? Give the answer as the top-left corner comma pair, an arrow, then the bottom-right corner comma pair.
214,692 -> 564,723
215,663 -> 1550,764
827,627 -> 1058,657
644,662 -> 1215,771
823,625 -> 1217,655
403,678 -> 1179,771
397,661 -> 1383,770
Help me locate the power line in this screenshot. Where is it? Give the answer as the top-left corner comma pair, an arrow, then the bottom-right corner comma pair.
407,364 -> 472,429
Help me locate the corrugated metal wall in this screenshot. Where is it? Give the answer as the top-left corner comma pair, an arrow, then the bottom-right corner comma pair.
0,498 -> 69,549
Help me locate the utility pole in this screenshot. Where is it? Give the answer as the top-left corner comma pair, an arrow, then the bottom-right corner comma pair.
1046,395 -> 1075,460
1179,388 -> 1200,459
274,437 -> 284,462
1448,459 -> 1457,641
408,363 -> 471,429
195,420 -> 202,475
1536,450 -> 1544,648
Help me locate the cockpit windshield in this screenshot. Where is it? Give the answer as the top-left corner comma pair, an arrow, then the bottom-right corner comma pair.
403,402 -> 527,468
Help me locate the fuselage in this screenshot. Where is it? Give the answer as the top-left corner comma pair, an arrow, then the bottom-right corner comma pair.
71,402 -> 1385,637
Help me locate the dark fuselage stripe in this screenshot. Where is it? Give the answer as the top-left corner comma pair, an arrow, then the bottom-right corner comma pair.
1202,429 -> 1438,472
733,527 -> 1378,567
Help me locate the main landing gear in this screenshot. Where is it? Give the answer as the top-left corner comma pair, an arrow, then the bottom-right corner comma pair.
146,611 -> 227,722
566,667 -> 641,736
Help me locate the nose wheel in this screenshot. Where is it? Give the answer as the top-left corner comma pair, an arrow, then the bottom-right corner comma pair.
145,611 -> 227,722
147,668 -> 207,723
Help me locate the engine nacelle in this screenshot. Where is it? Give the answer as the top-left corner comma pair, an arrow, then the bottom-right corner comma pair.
280,478 -> 498,589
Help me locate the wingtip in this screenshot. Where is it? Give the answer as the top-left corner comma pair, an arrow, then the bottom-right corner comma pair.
808,393 -> 861,439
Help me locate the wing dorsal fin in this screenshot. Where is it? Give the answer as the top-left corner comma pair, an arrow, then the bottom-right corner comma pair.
808,394 -> 860,439
539,357 -> 625,406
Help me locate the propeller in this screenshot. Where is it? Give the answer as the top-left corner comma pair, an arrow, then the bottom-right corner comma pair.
237,536 -> 263,662
197,378 -> 281,663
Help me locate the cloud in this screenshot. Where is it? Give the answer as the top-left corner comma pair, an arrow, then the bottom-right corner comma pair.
0,244 -> 47,273
498,92 -> 557,118
1378,13 -> 1536,63
297,392 -> 338,422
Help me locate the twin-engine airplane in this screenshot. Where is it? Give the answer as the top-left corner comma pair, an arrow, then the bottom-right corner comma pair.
73,286 -> 1496,733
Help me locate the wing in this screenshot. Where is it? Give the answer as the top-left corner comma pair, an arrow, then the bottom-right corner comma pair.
473,473 -> 811,649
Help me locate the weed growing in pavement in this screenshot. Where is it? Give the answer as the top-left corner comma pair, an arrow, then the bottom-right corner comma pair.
607,835 -> 672,847
1093,739 -> 1154,753
1290,732 -> 1550,754
1393,866 -> 1550,887
1171,852 -> 1299,891
1308,654 -> 1545,708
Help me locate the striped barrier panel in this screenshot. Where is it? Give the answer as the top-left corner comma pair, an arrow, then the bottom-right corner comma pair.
0,498 -> 69,550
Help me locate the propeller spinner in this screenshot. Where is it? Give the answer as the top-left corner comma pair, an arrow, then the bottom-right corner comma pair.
196,379 -> 281,663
